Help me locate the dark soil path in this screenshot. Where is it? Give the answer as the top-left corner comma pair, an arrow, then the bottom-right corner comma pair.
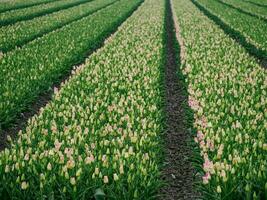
159,0 -> 198,199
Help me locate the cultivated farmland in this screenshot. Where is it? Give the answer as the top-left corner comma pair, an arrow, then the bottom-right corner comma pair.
0,0 -> 266,199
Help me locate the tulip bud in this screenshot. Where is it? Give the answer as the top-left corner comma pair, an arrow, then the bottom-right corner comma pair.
40,173 -> 45,180
95,168 -> 99,175
5,165 -> 10,173
103,176 -> 109,184
47,163 -> 52,171
76,168 -> 82,177
65,172 -> 69,179
70,177 -> 76,185
216,186 -> 222,193
21,181 -> 28,190
113,173 -> 119,181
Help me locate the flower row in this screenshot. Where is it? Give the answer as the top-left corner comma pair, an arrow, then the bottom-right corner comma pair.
0,0 -> 90,26
0,0 -> 55,13
0,0 -> 116,52
173,0 -> 267,198
197,0 -> 267,53
0,0 -> 165,198
220,0 -> 267,19
248,0 -> 267,6
0,0 -> 142,128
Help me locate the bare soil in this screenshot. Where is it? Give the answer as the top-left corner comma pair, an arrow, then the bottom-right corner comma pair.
159,0 -> 199,199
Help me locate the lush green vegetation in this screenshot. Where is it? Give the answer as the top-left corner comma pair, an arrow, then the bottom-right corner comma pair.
173,0 -> 266,198
0,0 -> 266,199
0,0 -> 117,52
245,0 -> 267,6
0,0 -> 165,198
221,0 -> 267,19
0,0 -> 142,128
196,0 -> 267,58
0,0 -> 57,13
0,0 -> 91,26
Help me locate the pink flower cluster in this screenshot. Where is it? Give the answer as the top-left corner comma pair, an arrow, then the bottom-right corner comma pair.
202,156 -> 214,184
188,96 -> 200,111
188,96 -> 216,185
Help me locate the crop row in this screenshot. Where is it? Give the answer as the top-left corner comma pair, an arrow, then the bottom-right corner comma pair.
0,0 -> 117,52
0,0 -> 165,198
0,0 -> 142,128
220,0 -> 267,19
196,0 -> 267,58
246,0 -> 267,7
0,0 -> 57,13
0,0 -> 91,26
173,0 -> 266,198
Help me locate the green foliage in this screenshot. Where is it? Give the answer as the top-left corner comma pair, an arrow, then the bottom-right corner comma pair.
197,0 -> 267,60
0,0 -> 142,128
0,0 -> 117,52
0,0 -> 91,26
220,0 -> 267,19
0,0 -> 165,199
0,0 -> 56,13
173,0 -> 267,198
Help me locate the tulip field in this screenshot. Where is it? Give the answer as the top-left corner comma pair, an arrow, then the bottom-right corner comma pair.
173,0 -> 267,199
0,0 -> 57,13
0,0 -> 266,199
0,0 -> 93,26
